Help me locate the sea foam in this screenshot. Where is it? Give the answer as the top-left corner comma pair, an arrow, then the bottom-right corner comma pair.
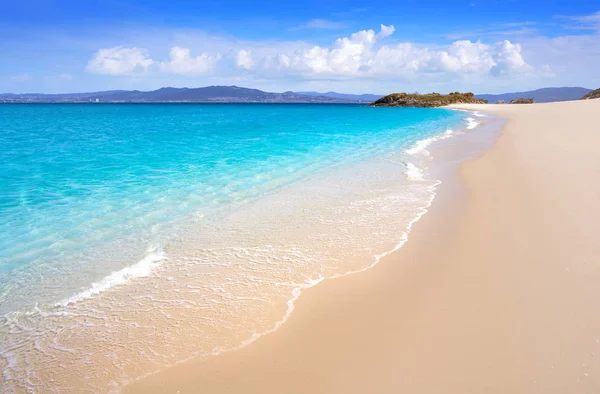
405,163 -> 424,180
55,245 -> 167,307
466,117 -> 479,129
405,129 -> 454,155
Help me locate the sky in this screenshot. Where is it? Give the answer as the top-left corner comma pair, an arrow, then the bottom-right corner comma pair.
1,0 -> 599,94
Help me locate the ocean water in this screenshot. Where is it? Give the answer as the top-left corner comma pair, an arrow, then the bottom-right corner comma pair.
0,103 -> 476,392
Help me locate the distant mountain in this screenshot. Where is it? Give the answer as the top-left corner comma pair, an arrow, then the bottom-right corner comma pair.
581,88 -> 600,100
3,86 -> 594,104
0,90 -> 128,101
0,86 -> 360,104
475,87 -> 592,104
296,91 -> 383,102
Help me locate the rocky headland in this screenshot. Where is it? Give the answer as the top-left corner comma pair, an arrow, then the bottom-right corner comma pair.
581,88 -> 600,100
369,92 -> 487,107
509,98 -> 535,104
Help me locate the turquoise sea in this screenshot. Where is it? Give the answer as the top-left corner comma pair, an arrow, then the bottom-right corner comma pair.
0,103 -> 473,392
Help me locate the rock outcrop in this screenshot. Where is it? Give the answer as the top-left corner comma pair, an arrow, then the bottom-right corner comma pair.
370,92 -> 487,107
581,88 -> 600,100
509,98 -> 534,104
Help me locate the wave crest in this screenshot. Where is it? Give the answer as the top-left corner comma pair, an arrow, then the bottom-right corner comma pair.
405,129 -> 453,155
55,245 -> 167,307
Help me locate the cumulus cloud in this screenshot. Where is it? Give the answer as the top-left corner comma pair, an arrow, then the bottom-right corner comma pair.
242,25 -> 532,79
489,40 -> 531,76
236,50 -> 255,70
377,24 -> 396,39
86,47 -> 154,75
86,46 -> 220,76
248,26 -> 385,76
86,24 -> 535,85
159,47 -> 221,75
438,41 -> 495,72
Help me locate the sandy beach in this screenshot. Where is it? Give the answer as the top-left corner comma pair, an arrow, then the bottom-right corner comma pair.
126,99 -> 600,394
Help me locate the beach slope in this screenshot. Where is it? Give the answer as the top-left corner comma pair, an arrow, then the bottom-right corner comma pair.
126,99 -> 600,394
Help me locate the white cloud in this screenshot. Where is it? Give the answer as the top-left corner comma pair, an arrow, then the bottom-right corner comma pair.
439,41 -> 494,72
377,24 -> 396,39
159,46 -> 221,75
86,47 -> 154,75
81,22 -> 598,93
236,50 -> 255,70
86,46 -> 220,76
489,40 -> 531,76
250,25 -> 532,79
259,26 -> 383,76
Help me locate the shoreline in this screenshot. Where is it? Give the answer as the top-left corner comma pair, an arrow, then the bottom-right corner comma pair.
123,109 -> 502,392
1,106 -> 477,393
126,99 -> 600,393
117,110 -> 490,390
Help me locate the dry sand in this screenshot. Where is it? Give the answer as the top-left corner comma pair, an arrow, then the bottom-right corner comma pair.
126,99 -> 600,394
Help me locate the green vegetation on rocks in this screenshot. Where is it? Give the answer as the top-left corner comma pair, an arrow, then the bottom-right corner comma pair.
581,88 -> 600,100
370,92 -> 487,107
509,98 -> 534,104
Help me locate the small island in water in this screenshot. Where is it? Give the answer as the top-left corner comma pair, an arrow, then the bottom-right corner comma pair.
370,92 -> 487,107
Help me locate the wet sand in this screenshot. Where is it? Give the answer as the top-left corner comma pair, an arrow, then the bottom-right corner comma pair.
126,99 -> 600,394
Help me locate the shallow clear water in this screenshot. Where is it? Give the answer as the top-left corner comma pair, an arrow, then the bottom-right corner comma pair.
0,103 -> 470,392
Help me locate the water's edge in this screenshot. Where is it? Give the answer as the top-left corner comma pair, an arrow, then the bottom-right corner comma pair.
123,109 -> 505,391
0,107 -> 504,393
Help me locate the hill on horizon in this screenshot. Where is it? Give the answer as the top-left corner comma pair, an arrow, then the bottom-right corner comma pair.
295,91 -> 383,102
475,87 -> 592,103
0,86 -> 594,104
0,86 -> 359,104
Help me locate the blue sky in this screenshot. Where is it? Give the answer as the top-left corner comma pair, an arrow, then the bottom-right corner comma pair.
1,0 -> 599,94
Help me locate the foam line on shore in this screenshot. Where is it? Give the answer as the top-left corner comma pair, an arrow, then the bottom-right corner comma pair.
405,163 -> 424,180
124,178 -> 442,391
123,147 -> 452,390
466,117 -> 479,129
55,245 -> 167,307
405,129 -> 454,155
123,106 -> 505,393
